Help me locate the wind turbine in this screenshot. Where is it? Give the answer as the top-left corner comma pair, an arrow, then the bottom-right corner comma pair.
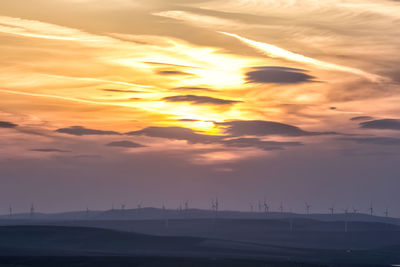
258,201 -> 262,212
121,204 -> 125,211
137,201 -> 142,210
343,208 -> 349,233
162,202 -> 169,229
211,197 -> 219,217
384,208 -> 389,218
178,202 -> 183,213
280,201 -> 284,214
329,205 -> 335,215
250,202 -> 254,213
30,203 -> 35,218
367,203 -> 374,216
9,204 -> 12,217
263,199 -> 269,215
352,206 -> 358,214
305,202 -> 311,215
184,201 -> 189,211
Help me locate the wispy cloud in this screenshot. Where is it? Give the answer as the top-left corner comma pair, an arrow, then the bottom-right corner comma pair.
220,31 -> 380,81
0,15 -> 100,42
30,148 -> 71,153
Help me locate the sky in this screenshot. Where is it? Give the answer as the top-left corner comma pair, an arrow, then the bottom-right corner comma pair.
0,0 -> 400,215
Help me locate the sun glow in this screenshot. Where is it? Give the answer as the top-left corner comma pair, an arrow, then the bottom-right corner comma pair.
192,120 -> 216,132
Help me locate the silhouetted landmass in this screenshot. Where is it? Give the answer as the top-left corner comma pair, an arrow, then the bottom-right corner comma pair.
0,257 -> 328,267
1,218 -> 399,250
0,225 -> 398,266
0,226 -> 400,267
1,210 -> 400,265
1,208 -> 398,225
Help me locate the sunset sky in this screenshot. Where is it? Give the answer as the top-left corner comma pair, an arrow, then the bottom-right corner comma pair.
1,0 -> 400,215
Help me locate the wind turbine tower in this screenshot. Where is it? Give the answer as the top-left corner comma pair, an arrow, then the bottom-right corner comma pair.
384,208 -> 389,218
368,203 -> 374,216
178,202 -> 183,213
343,208 -> 349,233
305,202 -> 311,215
184,201 -> 189,211
352,206 -> 358,214
30,203 -> 35,218
329,205 -> 335,215
263,199 -> 269,215
211,198 -> 219,217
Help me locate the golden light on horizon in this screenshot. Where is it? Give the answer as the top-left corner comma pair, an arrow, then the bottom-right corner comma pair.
1,0 -> 399,162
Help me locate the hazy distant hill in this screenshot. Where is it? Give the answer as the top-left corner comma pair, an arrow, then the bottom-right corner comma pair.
1,207 -> 398,225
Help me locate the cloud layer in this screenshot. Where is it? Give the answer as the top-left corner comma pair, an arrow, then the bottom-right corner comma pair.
0,121 -> 18,128
56,126 -> 121,136
218,120 -> 336,136
245,66 -> 315,84
106,141 -> 145,148
360,119 -> 400,130
162,95 -> 240,105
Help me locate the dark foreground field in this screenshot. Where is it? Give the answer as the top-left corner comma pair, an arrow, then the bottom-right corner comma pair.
0,257 -> 332,267
0,225 -> 399,266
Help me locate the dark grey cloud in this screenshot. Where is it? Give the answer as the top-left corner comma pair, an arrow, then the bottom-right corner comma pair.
351,116 -> 373,121
218,120 -> 336,137
339,137 -> 400,146
30,148 -> 71,153
178,119 -> 199,122
157,70 -> 193,76
106,141 -> 146,148
56,126 -> 121,136
163,95 -> 240,105
127,126 -> 222,144
360,119 -> 400,130
0,121 -> 18,128
128,126 -> 302,151
172,87 -> 216,92
223,137 -> 302,151
245,66 -> 315,84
